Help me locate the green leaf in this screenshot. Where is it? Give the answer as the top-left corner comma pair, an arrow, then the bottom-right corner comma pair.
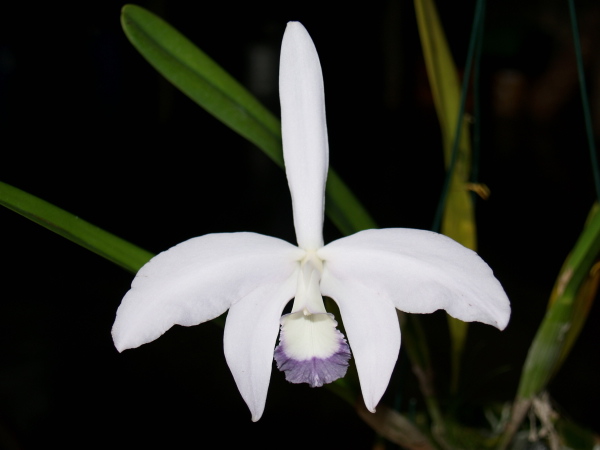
499,205 -> 600,448
556,415 -> 600,450
325,171 -> 378,236
517,203 -> 600,399
121,4 -> 282,165
414,0 -> 475,392
0,181 -> 153,274
121,4 -> 376,235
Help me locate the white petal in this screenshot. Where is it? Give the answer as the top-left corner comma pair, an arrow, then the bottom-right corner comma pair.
318,228 -> 511,330
112,232 -> 304,352
319,274 -> 400,412
280,22 -> 328,250
223,271 -> 298,421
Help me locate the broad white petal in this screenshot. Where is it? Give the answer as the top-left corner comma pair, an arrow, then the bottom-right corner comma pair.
112,232 -> 304,352
319,274 -> 400,412
223,271 -> 298,421
280,22 -> 328,250
318,228 -> 510,330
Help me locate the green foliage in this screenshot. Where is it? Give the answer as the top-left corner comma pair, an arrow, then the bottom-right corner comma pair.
517,204 -> 600,399
0,181 -> 153,274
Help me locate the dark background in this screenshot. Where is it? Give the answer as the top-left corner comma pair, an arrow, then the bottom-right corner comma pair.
1,0 -> 599,448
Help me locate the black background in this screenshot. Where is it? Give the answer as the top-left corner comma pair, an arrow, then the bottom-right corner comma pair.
1,1 -> 599,448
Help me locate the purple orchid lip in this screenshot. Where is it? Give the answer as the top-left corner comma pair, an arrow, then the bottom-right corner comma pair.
274,330 -> 351,387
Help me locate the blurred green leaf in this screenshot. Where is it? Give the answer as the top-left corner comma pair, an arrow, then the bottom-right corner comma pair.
356,401 -> 436,450
325,171 -> 377,235
556,415 -> 600,449
0,181 -> 153,273
500,204 -> 600,448
549,204 -> 600,374
399,311 -> 448,443
517,203 -> 600,399
414,0 -> 475,392
121,4 -> 376,235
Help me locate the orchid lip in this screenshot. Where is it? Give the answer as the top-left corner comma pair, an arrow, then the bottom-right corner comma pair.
273,248 -> 351,387
274,311 -> 351,387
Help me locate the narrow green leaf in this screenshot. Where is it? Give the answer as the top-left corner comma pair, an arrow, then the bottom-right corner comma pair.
0,181 -> 154,274
517,203 -> 600,399
325,171 -> 377,235
121,4 -> 376,234
551,259 -> 599,375
414,0 -> 475,392
413,0 -> 473,175
121,4 -> 282,166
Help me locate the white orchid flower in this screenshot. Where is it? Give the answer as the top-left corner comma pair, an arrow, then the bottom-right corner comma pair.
112,21 -> 510,422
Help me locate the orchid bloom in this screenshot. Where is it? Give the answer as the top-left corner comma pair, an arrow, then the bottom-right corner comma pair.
112,22 -> 510,422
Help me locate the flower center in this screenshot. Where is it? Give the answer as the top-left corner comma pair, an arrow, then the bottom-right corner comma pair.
273,251 -> 351,387
291,250 -> 325,315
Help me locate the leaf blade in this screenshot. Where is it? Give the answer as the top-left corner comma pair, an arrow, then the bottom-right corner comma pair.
0,181 -> 154,274
517,203 -> 600,399
121,4 -> 283,165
